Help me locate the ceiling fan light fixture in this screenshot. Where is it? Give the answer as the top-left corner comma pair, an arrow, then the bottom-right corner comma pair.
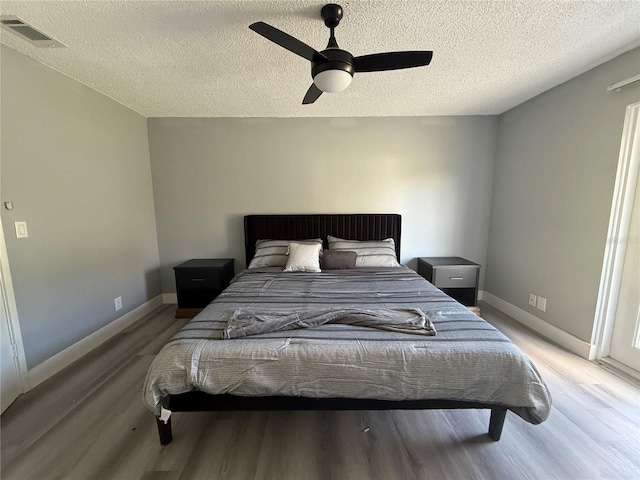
249,3 -> 433,104
313,68 -> 353,93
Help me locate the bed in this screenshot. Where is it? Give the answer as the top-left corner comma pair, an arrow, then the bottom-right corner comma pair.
143,214 -> 551,445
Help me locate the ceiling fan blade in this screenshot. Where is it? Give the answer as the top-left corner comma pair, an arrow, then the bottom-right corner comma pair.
302,84 -> 323,104
249,21 -> 325,62
353,51 -> 433,73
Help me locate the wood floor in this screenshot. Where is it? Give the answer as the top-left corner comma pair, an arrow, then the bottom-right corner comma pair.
1,303 -> 639,480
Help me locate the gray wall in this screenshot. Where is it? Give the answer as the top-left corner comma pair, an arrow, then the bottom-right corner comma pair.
4,39 -> 635,369
485,47 -> 640,343
1,46 -> 161,369
148,116 -> 498,293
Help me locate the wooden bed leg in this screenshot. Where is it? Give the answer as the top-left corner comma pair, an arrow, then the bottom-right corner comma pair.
488,408 -> 507,441
156,416 -> 173,445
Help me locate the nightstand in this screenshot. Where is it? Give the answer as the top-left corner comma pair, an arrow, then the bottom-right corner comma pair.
417,257 -> 480,310
174,259 -> 234,318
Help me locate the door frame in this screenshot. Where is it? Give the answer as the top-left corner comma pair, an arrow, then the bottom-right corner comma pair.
0,219 -> 30,400
593,101 -> 640,363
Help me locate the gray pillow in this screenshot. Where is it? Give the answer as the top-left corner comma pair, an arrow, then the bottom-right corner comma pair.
322,250 -> 357,270
327,236 -> 400,267
248,238 -> 322,269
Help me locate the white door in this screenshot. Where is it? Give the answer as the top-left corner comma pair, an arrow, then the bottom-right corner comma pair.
608,168 -> 640,372
595,101 -> 640,377
1,269 -> 22,413
0,219 -> 25,413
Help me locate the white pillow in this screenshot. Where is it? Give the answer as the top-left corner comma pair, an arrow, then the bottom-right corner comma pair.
327,235 -> 400,267
283,242 -> 322,272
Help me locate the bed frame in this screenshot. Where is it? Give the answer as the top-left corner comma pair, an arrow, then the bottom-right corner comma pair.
155,214 -> 508,445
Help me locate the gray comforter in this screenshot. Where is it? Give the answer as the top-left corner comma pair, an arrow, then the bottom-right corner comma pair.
143,267 -> 551,424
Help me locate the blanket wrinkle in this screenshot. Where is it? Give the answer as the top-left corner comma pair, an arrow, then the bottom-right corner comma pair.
223,307 -> 437,339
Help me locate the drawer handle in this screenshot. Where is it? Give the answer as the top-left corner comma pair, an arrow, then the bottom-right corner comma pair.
191,278 -> 206,282
449,277 -> 465,280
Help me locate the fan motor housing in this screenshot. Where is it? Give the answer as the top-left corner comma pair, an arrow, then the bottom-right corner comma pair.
311,48 -> 354,79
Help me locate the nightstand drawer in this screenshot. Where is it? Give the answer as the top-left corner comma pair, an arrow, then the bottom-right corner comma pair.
175,269 -> 221,290
432,266 -> 477,288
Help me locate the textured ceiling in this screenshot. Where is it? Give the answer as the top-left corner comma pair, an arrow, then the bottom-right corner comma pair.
1,1 -> 639,117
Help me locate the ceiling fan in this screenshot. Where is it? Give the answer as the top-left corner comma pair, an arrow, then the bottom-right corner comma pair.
249,3 -> 433,104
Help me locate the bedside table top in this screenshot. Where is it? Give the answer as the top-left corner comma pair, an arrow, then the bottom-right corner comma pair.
418,257 -> 480,267
174,258 -> 234,269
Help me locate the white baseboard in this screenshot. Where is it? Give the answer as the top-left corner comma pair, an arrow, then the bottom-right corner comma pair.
27,295 -> 164,389
481,291 -> 593,359
162,293 -> 177,304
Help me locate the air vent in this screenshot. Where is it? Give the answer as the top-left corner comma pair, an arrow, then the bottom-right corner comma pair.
0,15 -> 66,48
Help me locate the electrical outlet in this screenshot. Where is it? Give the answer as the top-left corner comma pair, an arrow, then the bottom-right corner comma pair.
536,296 -> 547,312
529,293 -> 537,307
114,296 -> 123,312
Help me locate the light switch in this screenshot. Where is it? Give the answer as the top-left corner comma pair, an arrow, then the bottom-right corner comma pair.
15,221 -> 28,238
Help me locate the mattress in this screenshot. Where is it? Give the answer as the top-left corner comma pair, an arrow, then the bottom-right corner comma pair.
143,267 -> 551,424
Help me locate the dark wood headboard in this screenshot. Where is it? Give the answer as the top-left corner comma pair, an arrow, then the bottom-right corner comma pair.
244,214 -> 402,266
